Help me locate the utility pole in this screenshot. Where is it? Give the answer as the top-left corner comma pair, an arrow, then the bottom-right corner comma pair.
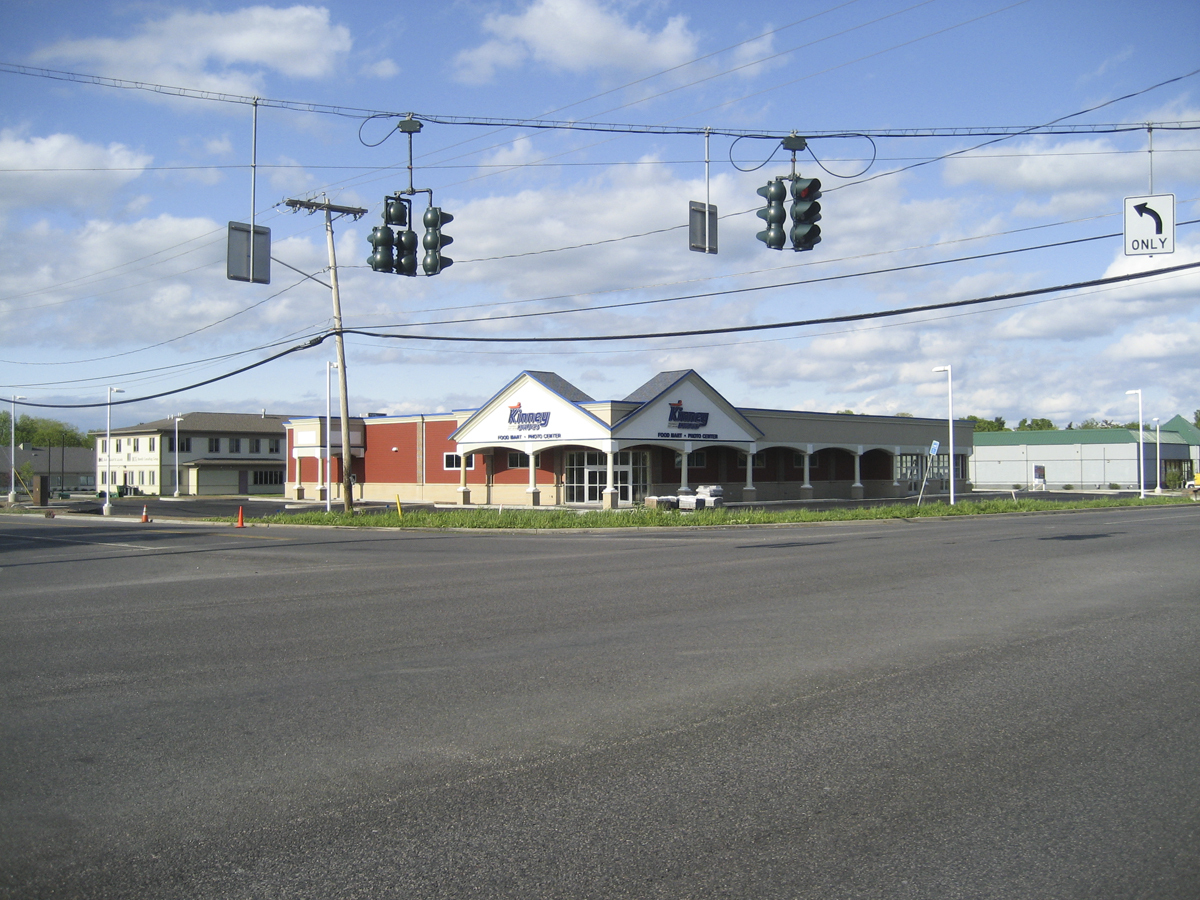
285,196 -> 367,512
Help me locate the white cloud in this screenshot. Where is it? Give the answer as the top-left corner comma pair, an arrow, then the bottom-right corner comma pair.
0,130 -> 152,212
453,0 -> 700,85
31,5 -> 352,94
364,58 -> 400,79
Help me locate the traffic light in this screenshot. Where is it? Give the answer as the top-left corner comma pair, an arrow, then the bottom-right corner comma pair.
367,225 -> 395,273
755,179 -> 787,250
395,227 -> 419,276
789,177 -> 822,251
384,194 -> 408,228
422,206 -> 454,275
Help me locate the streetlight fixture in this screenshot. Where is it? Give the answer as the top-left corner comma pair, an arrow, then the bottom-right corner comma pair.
1153,417 -> 1161,494
103,386 -> 124,516
8,395 -> 26,504
1126,389 -> 1144,498
172,414 -> 184,497
932,365 -> 955,505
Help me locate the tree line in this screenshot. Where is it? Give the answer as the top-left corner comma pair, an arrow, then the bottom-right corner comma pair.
967,410 -> 1200,433
1,413 -> 94,449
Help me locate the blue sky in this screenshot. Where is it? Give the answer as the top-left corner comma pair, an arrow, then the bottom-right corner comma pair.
2,0 -> 1198,433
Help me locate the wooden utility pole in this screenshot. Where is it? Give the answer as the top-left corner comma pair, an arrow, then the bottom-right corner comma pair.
285,197 -> 366,512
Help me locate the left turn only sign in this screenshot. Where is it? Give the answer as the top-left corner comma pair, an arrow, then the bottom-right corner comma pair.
1124,193 -> 1175,256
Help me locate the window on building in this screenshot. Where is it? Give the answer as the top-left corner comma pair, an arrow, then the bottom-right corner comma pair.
507,451 -> 542,468
268,439 -> 281,454
229,438 -> 241,453
253,470 -> 284,485
100,440 -> 107,453
250,438 -> 261,454
115,439 -> 121,452
735,451 -> 767,468
149,437 -> 155,452
138,470 -> 145,485
792,451 -> 807,467
672,450 -> 706,468
208,438 -> 220,453
132,438 -> 139,452
149,471 -> 155,485
180,437 -> 191,453
444,453 -> 475,470
100,471 -> 106,485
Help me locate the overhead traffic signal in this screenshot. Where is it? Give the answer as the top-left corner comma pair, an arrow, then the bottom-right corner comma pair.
422,206 -> 454,275
755,178 -> 787,250
789,178 -> 822,251
395,227 -> 419,276
367,225 -> 395,273
384,194 -> 409,228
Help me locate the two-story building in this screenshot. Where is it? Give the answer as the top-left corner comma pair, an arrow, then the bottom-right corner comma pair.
95,412 -> 291,496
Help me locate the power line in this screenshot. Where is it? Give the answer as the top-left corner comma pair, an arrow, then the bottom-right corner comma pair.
343,261 -> 1200,345
4,62 -> 1195,139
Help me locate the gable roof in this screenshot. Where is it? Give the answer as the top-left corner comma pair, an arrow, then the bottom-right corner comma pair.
101,412 -> 293,436
524,371 -> 594,403
613,370 -> 764,438
622,370 -> 692,403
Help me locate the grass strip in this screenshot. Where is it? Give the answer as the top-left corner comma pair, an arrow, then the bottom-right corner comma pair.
240,495 -> 1193,529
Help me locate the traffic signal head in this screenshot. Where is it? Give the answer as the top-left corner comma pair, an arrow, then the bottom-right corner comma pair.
384,195 -> 409,227
755,179 -> 787,250
789,177 -> 822,251
367,225 -> 395,273
421,206 -> 454,275
395,228 -> 419,276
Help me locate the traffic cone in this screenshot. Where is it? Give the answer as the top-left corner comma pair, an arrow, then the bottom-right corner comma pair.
141,505 -> 149,523
236,506 -> 245,528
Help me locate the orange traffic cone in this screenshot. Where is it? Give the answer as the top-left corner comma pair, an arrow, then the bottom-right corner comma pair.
141,505 -> 149,523
236,506 -> 245,528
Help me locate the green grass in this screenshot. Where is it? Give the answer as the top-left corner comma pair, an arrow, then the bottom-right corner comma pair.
238,495 -> 1193,529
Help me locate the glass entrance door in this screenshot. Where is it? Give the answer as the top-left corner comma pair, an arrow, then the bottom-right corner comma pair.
565,450 -> 649,505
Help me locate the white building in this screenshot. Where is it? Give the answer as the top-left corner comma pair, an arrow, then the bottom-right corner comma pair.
95,412 -> 291,496
970,416 -> 1199,491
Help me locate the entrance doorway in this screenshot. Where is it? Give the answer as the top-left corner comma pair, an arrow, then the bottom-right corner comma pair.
564,450 -> 649,504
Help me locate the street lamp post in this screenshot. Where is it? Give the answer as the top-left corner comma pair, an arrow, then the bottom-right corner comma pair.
172,414 -> 184,497
1153,417 -> 1161,493
932,365 -> 955,505
103,386 -> 124,516
8,395 -> 26,504
1126,389 -> 1144,498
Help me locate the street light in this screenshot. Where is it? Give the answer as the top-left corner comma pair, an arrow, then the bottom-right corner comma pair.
1153,417 -> 1161,494
172,414 -> 184,497
103,386 -> 124,516
1126,389 -> 1144,498
8,395 -> 26,504
932,365 -> 955,505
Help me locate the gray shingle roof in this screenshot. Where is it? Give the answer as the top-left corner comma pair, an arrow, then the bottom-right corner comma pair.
102,412 -> 293,436
621,370 -> 692,403
524,371 -> 594,403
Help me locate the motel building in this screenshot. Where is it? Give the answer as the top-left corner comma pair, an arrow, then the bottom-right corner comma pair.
285,370 -> 974,507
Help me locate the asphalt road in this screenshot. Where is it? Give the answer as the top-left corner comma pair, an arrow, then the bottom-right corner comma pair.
1,506 -> 1198,898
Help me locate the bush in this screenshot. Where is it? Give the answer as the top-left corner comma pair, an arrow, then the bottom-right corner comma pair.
1062,484 -> 1074,491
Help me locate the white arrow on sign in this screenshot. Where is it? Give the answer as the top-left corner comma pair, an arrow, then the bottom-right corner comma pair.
1124,193 -> 1175,256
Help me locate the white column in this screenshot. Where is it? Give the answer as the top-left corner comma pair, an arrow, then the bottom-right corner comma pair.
851,445 -> 864,500
678,442 -> 693,495
803,444 -> 812,489
743,444 -> 756,500
526,445 -> 540,506
602,443 -> 618,509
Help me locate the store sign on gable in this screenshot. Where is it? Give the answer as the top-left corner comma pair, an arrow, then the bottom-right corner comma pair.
508,402 -> 552,432
667,400 -> 709,430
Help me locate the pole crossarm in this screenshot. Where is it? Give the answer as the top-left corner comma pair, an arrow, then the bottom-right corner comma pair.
285,198 -> 368,218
